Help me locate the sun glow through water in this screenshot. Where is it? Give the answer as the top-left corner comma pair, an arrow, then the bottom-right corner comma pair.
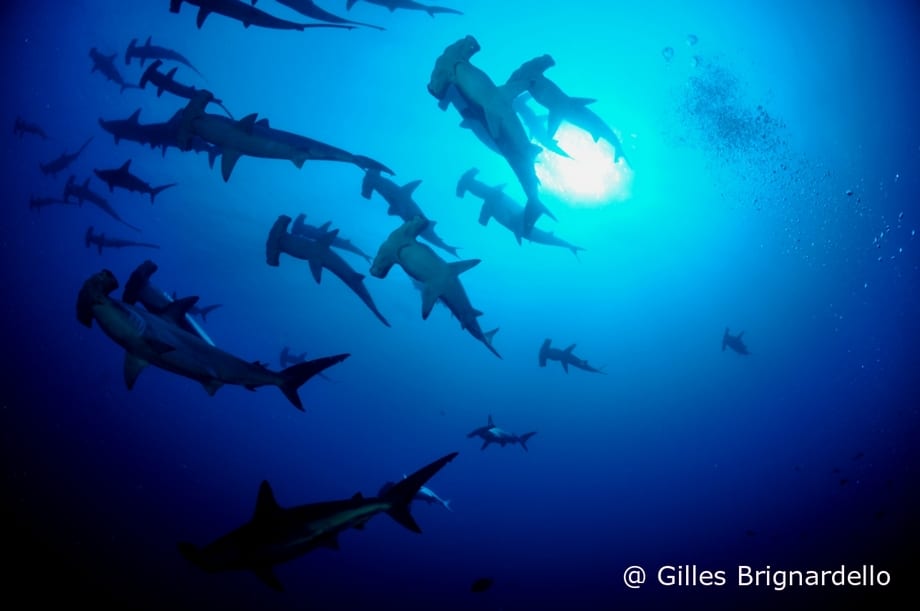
536,123 -> 634,206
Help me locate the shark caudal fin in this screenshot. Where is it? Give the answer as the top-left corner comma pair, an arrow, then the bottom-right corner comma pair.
456,168 -> 479,198
380,452 -> 459,533
519,432 -> 537,452
538,338 -> 551,367
278,353 -> 350,410
150,183 -> 177,204
360,169 -> 378,199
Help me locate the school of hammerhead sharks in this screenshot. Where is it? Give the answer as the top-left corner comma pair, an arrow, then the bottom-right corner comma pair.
18,0 -> 750,594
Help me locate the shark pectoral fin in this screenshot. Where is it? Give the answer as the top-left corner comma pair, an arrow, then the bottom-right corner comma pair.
238,113 -> 258,133
480,439 -> 491,451
562,361 -> 569,373
308,260 -> 324,283
564,344 -> 576,354
401,179 -> 422,196
220,149 -> 242,182
571,96 -> 597,106
448,259 -> 480,275
123,354 -> 148,389
420,285 -> 440,320
483,109 -> 502,140
252,566 -> 284,592
547,111 -> 563,138
201,379 -> 222,396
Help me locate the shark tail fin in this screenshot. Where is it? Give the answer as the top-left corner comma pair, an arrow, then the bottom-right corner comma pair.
360,169 -> 378,199
278,353 -> 350,410
456,167 -> 479,198
381,452 -> 459,533
538,338 -> 551,367
519,432 -> 537,452
150,183 -> 177,204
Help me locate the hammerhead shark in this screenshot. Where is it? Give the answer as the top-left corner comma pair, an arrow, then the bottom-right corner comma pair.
456,168 -> 584,257
89,47 -> 139,92
280,346 -> 332,381
427,36 -> 553,237
346,0 -> 462,17
98,108 -> 221,168
85,226 -> 160,254
63,175 -> 141,232
467,415 -> 536,451
140,60 -> 232,118
370,216 -> 500,358
39,137 -> 93,177
505,55 -> 628,163
360,169 -> 460,257
122,260 -> 217,346
266,215 -> 391,327
175,91 -> 389,181
93,159 -> 177,203
722,328 -> 750,355
126,36 -> 203,77
291,213 -> 372,263
14,116 -> 48,139
512,93 -> 570,157
538,339 -> 605,374
378,476 -> 452,511
253,0 -> 385,30
29,196 -> 76,211
178,451 -> 459,591
77,269 -> 349,409
169,0 -> 353,31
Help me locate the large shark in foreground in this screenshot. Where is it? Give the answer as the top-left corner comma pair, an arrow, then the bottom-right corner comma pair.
538,339 -> 605,374
456,168 -> 584,257
266,215 -> 391,327
467,415 -> 536,451
427,35 -> 553,236
505,54 -> 629,164
178,451 -> 459,591
379,476 -> 453,511
370,216 -> 500,358
722,328 -> 750,355
77,269 -> 349,410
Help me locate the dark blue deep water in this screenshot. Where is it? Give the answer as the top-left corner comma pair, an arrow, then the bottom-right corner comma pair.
3,1 -> 919,610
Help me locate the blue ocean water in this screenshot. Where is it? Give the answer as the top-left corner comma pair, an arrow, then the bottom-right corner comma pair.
2,1 -> 918,609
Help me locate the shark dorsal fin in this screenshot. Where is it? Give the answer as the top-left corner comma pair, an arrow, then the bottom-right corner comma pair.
256,118 -> 270,127
570,96 -> 596,106
487,414 -> 495,427
239,113 -> 259,132
318,221 -> 332,232
448,259 -> 480,276
145,35 -> 152,46
129,108 -> 142,121
119,159 -> 132,172
318,229 -> 339,248
162,296 -> 199,323
253,480 -> 282,523
564,343 -> 576,354
401,179 -> 422,195
166,66 -> 178,80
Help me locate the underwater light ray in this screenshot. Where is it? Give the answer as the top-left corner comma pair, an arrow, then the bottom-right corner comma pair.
535,123 -> 634,206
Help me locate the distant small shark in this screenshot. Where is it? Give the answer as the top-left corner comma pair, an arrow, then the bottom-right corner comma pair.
253,0 -> 385,30
29,196 -> 76,211
125,36 -> 203,77
89,47 -> 139,92
538,339 -> 605,374
291,213 -> 373,263
346,0 -> 462,17
178,451 -> 458,591
14,116 -> 48,140
84,226 -> 160,254
77,269 -> 350,409
456,168 -> 584,257
370,216 -> 500,358
467,415 -> 536,451
63,175 -> 141,232
122,260 -> 217,346
93,159 -> 177,203
722,328 -> 750,355
361,169 -> 460,257
169,0 -> 354,31
280,346 -> 332,381
140,60 -> 233,118
266,215 -> 391,327
39,137 -> 93,177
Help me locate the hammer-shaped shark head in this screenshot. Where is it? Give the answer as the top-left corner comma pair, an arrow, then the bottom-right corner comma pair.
370,216 -> 430,279
427,35 -> 481,100
77,269 -> 119,327
506,54 -> 556,91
